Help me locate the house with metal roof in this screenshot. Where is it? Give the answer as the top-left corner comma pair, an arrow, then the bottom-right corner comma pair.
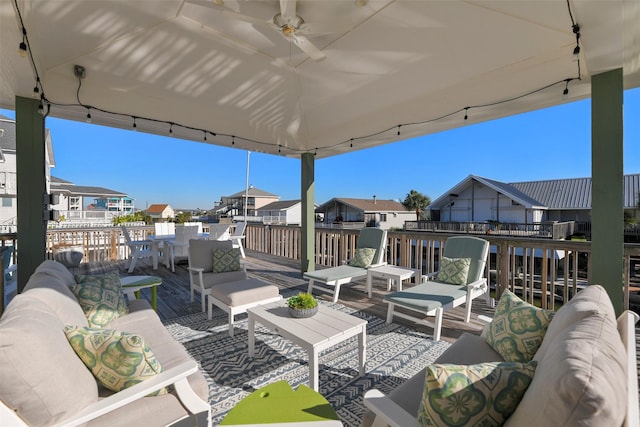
427,174 -> 640,224
316,197 -> 416,230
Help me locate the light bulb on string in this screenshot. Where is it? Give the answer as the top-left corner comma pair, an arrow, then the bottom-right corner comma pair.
464,108 -> 469,121
86,108 -> 92,123
132,117 -> 137,131
563,80 -> 570,99
203,131 -> 207,142
18,28 -> 27,57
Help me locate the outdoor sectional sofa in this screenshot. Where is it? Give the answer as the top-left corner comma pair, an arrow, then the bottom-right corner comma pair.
362,284 -> 639,427
0,260 -> 210,426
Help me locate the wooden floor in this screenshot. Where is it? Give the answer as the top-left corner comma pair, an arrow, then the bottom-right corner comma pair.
78,250 -> 495,344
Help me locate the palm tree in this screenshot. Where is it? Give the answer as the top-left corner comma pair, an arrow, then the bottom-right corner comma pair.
402,190 -> 431,221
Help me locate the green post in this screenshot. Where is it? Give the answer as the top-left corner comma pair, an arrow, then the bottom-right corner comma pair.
591,69 -> 624,314
16,96 -> 48,293
301,153 -> 315,273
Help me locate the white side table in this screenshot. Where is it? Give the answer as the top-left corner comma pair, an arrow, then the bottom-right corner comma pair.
366,265 -> 417,298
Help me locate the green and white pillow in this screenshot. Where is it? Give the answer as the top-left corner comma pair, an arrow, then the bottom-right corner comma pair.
484,289 -> 555,363
435,257 -> 471,285
72,272 -> 128,328
64,326 -> 167,395
417,361 -> 537,427
350,247 -> 376,268
212,247 -> 242,273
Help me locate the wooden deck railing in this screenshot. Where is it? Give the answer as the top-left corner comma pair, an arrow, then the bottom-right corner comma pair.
1,224 -> 638,311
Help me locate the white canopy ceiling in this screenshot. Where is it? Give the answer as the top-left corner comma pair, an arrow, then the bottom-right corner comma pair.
1,0 -> 639,159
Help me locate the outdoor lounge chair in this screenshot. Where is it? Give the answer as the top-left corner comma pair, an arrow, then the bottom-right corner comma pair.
305,227 -> 387,303
228,222 -> 247,258
121,225 -> 158,273
384,235 -> 490,341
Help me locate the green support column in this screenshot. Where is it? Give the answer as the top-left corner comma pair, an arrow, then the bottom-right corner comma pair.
301,153 -> 315,273
591,69 -> 624,314
15,96 -> 48,293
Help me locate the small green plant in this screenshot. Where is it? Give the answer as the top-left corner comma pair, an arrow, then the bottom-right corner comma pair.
287,292 -> 318,310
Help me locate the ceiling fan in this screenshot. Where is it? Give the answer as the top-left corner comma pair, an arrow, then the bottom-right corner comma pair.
213,0 -> 329,62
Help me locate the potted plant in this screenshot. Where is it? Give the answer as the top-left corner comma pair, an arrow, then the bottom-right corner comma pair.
287,292 -> 318,318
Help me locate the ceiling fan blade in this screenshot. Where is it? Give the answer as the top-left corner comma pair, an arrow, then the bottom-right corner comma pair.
280,0 -> 297,20
292,34 -> 326,61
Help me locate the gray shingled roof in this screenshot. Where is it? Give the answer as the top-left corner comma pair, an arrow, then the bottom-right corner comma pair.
317,197 -> 408,212
228,186 -> 278,198
258,200 -> 300,211
50,176 -> 128,197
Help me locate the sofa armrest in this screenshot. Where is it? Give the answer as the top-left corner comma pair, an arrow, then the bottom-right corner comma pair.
619,310 -> 639,427
53,361 -> 210,427
363,390 -> 421,427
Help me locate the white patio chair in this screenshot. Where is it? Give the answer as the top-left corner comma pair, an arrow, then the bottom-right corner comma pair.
384,235 -> 490,341
207,223 -> 231,240
229,222 -> 247,258
304,227 -> 387,303
172,224 -> 200,265
121,225 -> 157,273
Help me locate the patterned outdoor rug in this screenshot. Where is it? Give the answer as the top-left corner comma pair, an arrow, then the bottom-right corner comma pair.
163,300 -> 450,426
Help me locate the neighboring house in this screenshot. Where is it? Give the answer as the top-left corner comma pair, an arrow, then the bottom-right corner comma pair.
0,115 -> 54,232
316,197 -> 415,230
257,200 -> 302,225
427,174 -> 640,224
50,176 -> 135,222
215,186 -> 280,222
147,204 -> 175,220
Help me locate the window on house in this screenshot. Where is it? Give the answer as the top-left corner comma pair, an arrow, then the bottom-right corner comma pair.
2,197 -> 13,207
380,213 -> 387,222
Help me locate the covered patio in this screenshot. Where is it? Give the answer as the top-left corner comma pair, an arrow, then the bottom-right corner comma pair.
2,0 -> 639,315
1,1 -> 639,425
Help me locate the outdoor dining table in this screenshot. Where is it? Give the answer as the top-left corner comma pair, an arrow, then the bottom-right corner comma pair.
148,233 -> 209,270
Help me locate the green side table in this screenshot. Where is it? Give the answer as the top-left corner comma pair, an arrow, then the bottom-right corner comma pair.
220,380 -> 341,425
120,275 -> 162,311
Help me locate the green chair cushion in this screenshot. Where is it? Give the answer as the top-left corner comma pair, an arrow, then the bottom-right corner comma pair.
417,361 -> 537,427
383,282 -> 468,313
72,272 -> 128,328
435,257 -> 471,285
350,247 -> 376,268
64,326 -> 167,395
484,289 -> 555,363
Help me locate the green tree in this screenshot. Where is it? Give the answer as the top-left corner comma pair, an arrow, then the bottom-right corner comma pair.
402,190 -> 431,221
112,211 -> 152,225
175,211 -> 193,223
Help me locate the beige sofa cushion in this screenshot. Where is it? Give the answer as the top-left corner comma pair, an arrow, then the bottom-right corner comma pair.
0,294 -> 98,427
189,239 -> 233,272
505,285 -> 626,427
21,260 -> 88,327
209,278 -> 280,306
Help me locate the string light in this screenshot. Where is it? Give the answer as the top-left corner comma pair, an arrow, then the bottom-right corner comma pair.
563,79 -> 570,98
18,27 -> 27,57
11,0 -> 583,158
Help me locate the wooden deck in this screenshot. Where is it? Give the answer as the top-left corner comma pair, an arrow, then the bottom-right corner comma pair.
78,250 -> 495,343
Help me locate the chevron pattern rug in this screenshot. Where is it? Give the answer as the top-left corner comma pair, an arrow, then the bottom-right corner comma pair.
163,300 -> 450,426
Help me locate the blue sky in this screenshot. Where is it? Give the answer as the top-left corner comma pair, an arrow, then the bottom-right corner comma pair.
2,87 -> 639,210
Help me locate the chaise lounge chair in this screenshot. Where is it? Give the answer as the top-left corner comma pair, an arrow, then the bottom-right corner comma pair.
305,227 -> 387,303
384,235 -> 490,341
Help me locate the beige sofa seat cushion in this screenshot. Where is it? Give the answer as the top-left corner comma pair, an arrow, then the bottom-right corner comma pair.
86,393 -> 195,427
209,278 -> 280,307
108,311 -> 209,401
0,294 -> 98,427
505,285 -> 626,427
201,270 -> 247,289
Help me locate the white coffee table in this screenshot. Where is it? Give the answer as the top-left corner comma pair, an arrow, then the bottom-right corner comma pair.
366,265 -> 417,298
247,302 -> 367,392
